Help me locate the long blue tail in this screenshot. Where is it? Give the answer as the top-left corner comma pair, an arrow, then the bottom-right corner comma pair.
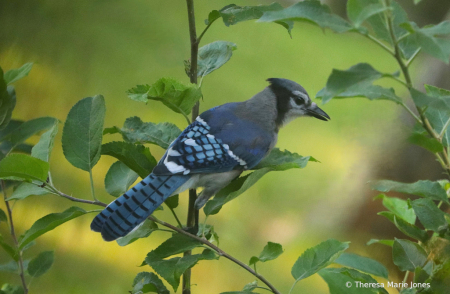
91,174 -> 189,241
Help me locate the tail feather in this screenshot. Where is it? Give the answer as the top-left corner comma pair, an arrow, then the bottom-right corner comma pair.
91,174 -> 189,241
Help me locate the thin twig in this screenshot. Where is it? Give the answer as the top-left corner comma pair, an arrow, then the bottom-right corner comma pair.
2,181 -> 29,294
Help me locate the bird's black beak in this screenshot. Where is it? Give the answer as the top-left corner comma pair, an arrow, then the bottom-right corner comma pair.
307,103 -> 330,121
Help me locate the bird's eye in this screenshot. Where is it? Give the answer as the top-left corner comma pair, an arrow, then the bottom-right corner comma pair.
293,97 -> 305,106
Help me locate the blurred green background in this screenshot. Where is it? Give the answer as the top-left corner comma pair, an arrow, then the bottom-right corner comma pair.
0,0 -> 448,293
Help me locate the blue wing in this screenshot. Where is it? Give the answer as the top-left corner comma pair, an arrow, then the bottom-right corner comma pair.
152,103 -> 274,176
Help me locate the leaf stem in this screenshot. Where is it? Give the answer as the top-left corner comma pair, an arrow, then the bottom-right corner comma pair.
440,118 -> 450,139
2,181 -> 29,294
400,271 -> 410,291
168,206 -> 183,228
197,19 -> 216,45
400,102 -> 421,123
406,48 -> 421,68
363,34 -> 395,56
89,169 -> 97,202
384,74 -> 408,88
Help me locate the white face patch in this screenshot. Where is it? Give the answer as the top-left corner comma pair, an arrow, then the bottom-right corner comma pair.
280,98 -> 309,126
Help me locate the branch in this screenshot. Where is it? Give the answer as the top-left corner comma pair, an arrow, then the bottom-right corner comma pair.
149,217 -> 282,294
2,181 -> 29,294
46,185 -> 281,293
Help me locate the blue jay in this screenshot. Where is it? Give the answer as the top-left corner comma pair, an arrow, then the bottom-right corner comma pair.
91,78 -> 329,241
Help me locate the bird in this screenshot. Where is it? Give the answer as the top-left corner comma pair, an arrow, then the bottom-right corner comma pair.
91,78 -> 330,241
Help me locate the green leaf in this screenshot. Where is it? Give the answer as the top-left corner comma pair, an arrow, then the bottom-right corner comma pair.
116,219 -> 158,246
335,252 -> 388,279
319,267 -> 388,294
0,81 -> 17,131
19,207 -> 89,249
126,78 -> 202,118
0,260 -> 20,273
258,0 -> 352,33
347,2 -> 390,28
2,117 -> 58,153
105,161 -> 139,197
411,198 -> 448,232
400,21 -> 450,63
0,235 -> 18,261
164,195 -> 179,209
374,194 -> 416,224
132,272 -> 169,294
249,242 -> 283,266
4,63 -> 33,85
197,41 -> 237,78
109,116 -> 181,149
409,131 -> 444,153
0,208 -> 7,223
421,261 -> 450,294
8,182 -> 50,201
205,149 -> 313,215
248,256 -> 260,266
207,3 -> 293,36
101,142 -> 156,179
197,224 -> 219,245
242,281 -> 258,292
316,63 -> 401,104
392,239 -> 427,272
204,168 -> 269,216
366,239 -> 394,247
0,154 -> 49,182
254,148 -> 314,170
291,239 -> 349,283
258,242 -> 283,262
31,121 -> 58,162
372,180 -> 449,204
423,85 -> 450,147
62,95 -> 106,171
0,284 -> 24,294
379,212 -> 429,242
145,234 -> 202,261
27,251 -> 54,277
145,235 -> 217,292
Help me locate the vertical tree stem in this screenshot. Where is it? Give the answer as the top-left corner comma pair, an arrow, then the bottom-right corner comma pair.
184,0 -> 199,292
384,0 -> 450,177
2,181 -> 28,294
